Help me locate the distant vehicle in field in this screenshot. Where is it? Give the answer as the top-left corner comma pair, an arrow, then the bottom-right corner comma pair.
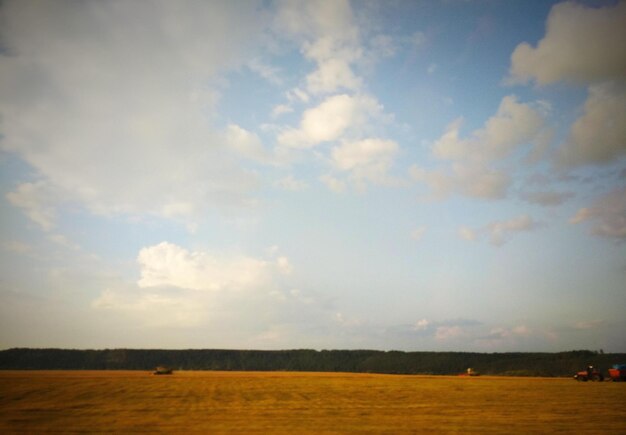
153,366 -> 173,375
608,364 -> 626,382
574,365 -> 603,381
459,368 -> 480,377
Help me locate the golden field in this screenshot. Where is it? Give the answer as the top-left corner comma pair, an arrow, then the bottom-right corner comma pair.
1,370 -> 625,433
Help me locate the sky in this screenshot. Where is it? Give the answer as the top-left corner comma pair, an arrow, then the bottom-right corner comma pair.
0,0 -> 625,352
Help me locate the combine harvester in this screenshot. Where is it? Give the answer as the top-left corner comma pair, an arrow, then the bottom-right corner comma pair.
153,366 -> 173,375
608,364 -> 626,382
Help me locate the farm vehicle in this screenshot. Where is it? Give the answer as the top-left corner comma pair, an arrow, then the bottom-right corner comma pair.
574,364 -> 626,382
608,364 -> 626,382
574,366 -> 603,382
153,366 -> 173,375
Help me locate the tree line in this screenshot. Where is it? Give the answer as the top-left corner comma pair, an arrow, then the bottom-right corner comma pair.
1,348 -> 624,377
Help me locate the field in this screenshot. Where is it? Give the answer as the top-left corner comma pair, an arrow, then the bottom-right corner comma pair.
1,371 -> 625,433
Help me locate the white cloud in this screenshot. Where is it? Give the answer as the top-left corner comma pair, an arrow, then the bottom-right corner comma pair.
287,88 -> 310,104
508,1 -> 626,85
458,227 -> 477,241
556,83 -> 626,167
278,94 -> 385,148
507,2 -> 626,169
319,174 -> 347,193
459,215 -> 539,246
47,234 -> 80,251
92,242 -> 333,335
271,104 -> 294,118
275,0 -> 361,95
435,326 -> 464,341
410,163 -> 510,200
330,138 -> 399,187
6,181 -> 58,231
274,175 -> 309,191
225,124 -> 273,164
92,242 -> 304,328
0,1 -> 267,225
569,188 -> 626,240
247,58 -> 282,85
275,0 -> 356,41
433,96 -> 549,163
302,36 -> 363,94
306,56 -> 362,94
276,256 -> 292,275
486,215 -> 538,246
414,95 -> 551,201
413,318 -> 430,330
137,242 -> 287,292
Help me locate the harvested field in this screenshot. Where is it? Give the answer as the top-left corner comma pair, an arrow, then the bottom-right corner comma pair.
1,370 -> 625,433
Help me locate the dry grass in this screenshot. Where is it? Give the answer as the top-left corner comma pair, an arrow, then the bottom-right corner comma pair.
1,370 -> 625,433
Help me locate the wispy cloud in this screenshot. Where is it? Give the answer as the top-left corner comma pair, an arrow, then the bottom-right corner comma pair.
459,215 -> 540,246
570,187 -> 626,240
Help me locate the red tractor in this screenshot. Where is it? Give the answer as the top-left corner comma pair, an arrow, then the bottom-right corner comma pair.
608,364 -> 626,382
574,366 -> 604,382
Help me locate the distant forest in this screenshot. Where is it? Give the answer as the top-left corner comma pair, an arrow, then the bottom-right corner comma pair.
2,348 -> 625,377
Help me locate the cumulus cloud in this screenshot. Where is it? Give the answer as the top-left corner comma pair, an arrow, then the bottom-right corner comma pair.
275,0 -> 362,95
137,242 -> 289,292
569,187 -> 626,240
225,124 -> 268,162
414,95 -> 550,200
432,96 -> 550,163
305,51 -> 363,94
277,94 -> 385,148
330,138 -> 399,188
410,163 -> 510,200
0,0 -> 266,225
93,242 -> 315,330
556,83 -> 626,167
459,215 -> 539,246
507,2 -> 626,169
508,1 -> 626,85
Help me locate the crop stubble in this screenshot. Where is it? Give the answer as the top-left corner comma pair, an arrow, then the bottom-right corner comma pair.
1,370 -> 625,433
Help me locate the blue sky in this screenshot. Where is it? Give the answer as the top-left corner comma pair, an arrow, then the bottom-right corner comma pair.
1,0 -> 625,352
